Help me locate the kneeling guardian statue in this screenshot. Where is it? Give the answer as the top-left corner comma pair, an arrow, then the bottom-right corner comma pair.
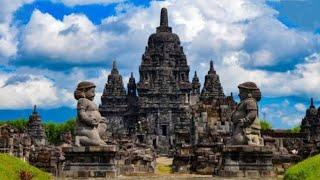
231,82 -> 263,146
74,81 -> 107,146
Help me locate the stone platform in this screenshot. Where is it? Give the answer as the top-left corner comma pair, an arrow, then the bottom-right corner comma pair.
62,146 -> 118,178
218,145 -> 275,177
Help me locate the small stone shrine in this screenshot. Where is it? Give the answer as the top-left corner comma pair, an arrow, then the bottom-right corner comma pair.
26,105 -> 46,146
99,61 -> 128,137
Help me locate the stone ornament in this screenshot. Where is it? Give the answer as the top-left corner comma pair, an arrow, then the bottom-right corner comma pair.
74,81 -> 107,146
231,82 -> 263,146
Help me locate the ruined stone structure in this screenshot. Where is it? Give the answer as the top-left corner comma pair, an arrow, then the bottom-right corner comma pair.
136,7 -> 192,155
301,98 -> 320,152
97,8 -> 238,160
0,109 -> 65,176
100,62 -> 128,136
293,98 -> 320,157
124,72 -> 139,135
3,6 -> 320,179
262,130 -> 304,174
172,62 -> 236,174
26,105 -> 46,146
200,61 -> 225,104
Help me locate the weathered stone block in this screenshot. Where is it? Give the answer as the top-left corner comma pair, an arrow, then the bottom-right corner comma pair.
62,146 -> 118,178
218,145 -> 275,177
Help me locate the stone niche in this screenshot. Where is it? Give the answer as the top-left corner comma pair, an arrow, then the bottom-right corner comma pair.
218,145 -> 275,178
62,146 -> 118,178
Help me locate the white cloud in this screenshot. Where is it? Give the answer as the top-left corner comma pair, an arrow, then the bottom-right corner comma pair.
18,0 -> 320,69
21,10 -> 111,63
216,52 -> 320,98
294,103 -> 306,112
54,0 -> 123,6
3,0 -> 320,112
0,24 -> 18,60
0,66 -> 132,109
0,73 -> 73,109
0,0 -> 34,61
0,0 -> 34,23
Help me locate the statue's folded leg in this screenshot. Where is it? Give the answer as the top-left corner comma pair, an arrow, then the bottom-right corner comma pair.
75,135 -> 101,146
231,125 -> 247,145
98,123 -> 107,138
76,129 -> 106,146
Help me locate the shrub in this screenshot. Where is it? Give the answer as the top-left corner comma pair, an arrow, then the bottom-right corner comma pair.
290,125 -> 301,133
0,118 -> 76,145
44,118 -> 75,144
0,119 -> 28,132
260,119 -> 272,130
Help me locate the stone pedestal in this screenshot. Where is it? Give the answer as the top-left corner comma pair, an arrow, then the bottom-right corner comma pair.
62,146 -> 118,178
218,145 -> 275,177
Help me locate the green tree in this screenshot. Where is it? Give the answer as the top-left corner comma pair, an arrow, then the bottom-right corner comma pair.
260,119 -> 272,130
290,125 -> 301,133
44,118 -> 76,144
0,118 -> 28,131
1,117 -> 76,145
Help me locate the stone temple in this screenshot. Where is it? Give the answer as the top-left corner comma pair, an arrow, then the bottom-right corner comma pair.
99,8 -> 235,155
2,7 -> 320,179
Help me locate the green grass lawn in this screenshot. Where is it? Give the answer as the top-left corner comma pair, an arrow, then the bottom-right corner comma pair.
0,153 -> 52,180
284,153 -> 320,180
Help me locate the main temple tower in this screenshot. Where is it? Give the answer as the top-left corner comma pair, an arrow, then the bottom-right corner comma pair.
137,8 -> 192,154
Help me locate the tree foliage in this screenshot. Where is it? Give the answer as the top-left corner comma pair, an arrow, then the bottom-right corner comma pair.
0,118 -> 76,145
44,118 -> 76,145
260,119 -> 272,130
0,119 -> 28,132
289,125 -> 301,133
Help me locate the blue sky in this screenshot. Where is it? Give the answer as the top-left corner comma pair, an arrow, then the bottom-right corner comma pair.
0,0 -> 320,129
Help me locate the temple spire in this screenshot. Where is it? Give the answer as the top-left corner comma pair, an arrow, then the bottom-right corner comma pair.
192,71 -> 200,94
33,105 -> 37,114
112,61 -> 117,70
128,72 -> 137,96
111,60 -> 119,74
160,8 -> 168,27
208,60 -> 216,74
311,98 -> 315,107
157,7 -> 172,33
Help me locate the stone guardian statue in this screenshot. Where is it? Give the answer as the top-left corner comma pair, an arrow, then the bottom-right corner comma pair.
231,82 -> 263,146
74,81 -> 107,146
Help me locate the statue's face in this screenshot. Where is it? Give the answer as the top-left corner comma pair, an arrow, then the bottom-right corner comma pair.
85,87 -> 95,101
238,88 -> 247,101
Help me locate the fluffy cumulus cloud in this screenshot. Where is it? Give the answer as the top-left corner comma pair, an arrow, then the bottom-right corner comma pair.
0,66 -> 130,109
21,10 -> 111,64
295,103 -> 306,112
0,0 -> 34,61
215,52 -> 320,98
54,0 -> 123,6
2,0 -> 320,126
0,72 -> 73,109
17,0 -> 320,70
